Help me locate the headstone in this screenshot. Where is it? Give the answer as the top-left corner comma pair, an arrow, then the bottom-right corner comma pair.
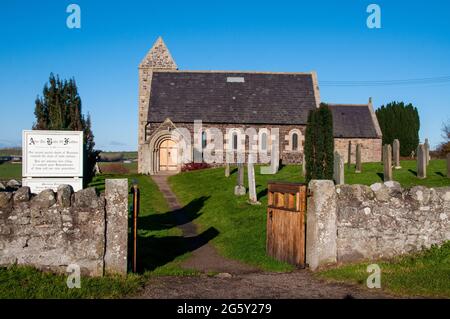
383,144 -> 393,182
347,141 -> 352,169
447,153 -> 450,178
261,140 -> 279,175
424,138 -> 430,166
355,144 -> 362,173
417,144 -> 426,179
333,151 -> 344,185
410,150 -> 415,159
247,154 -> 260,205
234,163 -> 246,196
393,139 -> 401,169
225,163 -> 230,177
301,152 -> 306,177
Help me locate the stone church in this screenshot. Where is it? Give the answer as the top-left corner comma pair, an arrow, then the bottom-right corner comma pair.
138,37 -> 382,175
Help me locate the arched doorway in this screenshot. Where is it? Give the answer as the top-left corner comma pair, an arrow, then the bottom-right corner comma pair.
158,138 -> 178,172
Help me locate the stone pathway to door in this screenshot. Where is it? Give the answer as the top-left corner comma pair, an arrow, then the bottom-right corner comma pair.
139,174 -> 396,299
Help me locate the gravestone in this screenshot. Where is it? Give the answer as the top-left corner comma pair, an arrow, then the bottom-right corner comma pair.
234,163 -> 246,196
447,153 -> 450,178
355,144 -> 362,173
424,138 -> 430,166
383,144 -> 393,182
347,141 -> 352,169
410,150 -> 415,159
225,163 -> 230,177
301,152 -> 306,177
261,141 -> 279,175
417,144 -> 427,179
393,139 -> 401,169
333,151 -> 344,185
247,154 -> 260,205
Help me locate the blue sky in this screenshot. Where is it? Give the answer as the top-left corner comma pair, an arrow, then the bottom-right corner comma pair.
0,0 -> 449,151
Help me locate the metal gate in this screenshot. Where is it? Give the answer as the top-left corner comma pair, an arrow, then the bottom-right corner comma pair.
266,181 -> 307,268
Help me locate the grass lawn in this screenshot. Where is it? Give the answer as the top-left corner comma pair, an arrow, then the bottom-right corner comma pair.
345,159 -> 449,188
169,165 -> 303,272
0,162 -> 22,180
0,266 -> 143,299
317,241 -> 450,298
168,160 -> 449,272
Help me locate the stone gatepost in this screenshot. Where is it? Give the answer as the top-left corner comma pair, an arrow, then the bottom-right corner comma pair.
417,144 -> 427,179
447,153 -> 450,178
306,180 -> 337,271
247,154 -> 260,205
333,151 -> 344,185
104,179 -> 128,276
347,141 -> 352,169
393,139 -> 401,169
225,163 -> 230,177
424,138 -> 430,166
383,144 -> 393,182
234,163 -> 246,196
355,144 -> 362,173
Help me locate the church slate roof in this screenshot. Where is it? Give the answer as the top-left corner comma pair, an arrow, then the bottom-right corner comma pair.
329,104 -> 380,138
148,71 -> 318,125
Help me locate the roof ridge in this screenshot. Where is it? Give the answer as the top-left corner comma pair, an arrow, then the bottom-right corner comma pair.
152,70 -> 314,75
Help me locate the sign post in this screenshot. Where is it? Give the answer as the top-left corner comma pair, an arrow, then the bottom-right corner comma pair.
22,130 -> 84,193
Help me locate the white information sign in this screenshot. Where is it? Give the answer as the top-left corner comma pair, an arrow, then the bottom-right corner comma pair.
22,130 -> 83,177
22,130 -> 84,194
22,178 -> 83,193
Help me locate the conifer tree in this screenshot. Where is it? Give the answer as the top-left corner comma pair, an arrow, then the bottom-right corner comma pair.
33,73 -> 99,183
304,103 -> 334,183
376,102 -> 420,156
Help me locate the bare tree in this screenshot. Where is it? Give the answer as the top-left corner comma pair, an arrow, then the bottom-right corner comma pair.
442,119 -> 450,141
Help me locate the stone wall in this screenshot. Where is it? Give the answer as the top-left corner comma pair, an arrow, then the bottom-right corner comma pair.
306,180 -> 450,270
334,138 -> 382,163
0,179 -> 128,276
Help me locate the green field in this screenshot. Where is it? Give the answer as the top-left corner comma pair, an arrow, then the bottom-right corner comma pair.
318,241 -> 450,298
0,163 -> 21,180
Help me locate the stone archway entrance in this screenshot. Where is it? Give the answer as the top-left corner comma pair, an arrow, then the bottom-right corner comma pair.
159,139 -> 178,172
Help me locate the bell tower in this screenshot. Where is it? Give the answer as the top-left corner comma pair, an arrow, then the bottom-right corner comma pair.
138,37 -> 177,174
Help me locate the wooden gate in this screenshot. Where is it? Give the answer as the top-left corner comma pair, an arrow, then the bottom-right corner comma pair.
266,181 -> 307,267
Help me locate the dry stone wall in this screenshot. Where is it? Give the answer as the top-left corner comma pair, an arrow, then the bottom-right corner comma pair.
0,179 -> 128,276
336,182 -> 450,262
306,180 -> 450,270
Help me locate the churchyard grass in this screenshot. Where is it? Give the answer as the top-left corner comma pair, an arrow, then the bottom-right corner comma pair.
169,165 -> 302,272
345,159 -> 449,188
168,160 -> 449,272
317,241 -> 450,298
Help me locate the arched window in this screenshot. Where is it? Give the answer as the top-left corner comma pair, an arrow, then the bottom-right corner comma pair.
292,133 -> 298,151
261,132 -> 268,151
232,133 -> 238,151
202,131 -> 207,149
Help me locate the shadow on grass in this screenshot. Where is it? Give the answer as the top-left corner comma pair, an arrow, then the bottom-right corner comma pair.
138,197 -> 209,232
132,196 -> 218,273
435,172 -> 445,177
135,227 -> 219,273
408,169 -> 418,177
257,188 -> 268,199
376,172 -> 384,181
